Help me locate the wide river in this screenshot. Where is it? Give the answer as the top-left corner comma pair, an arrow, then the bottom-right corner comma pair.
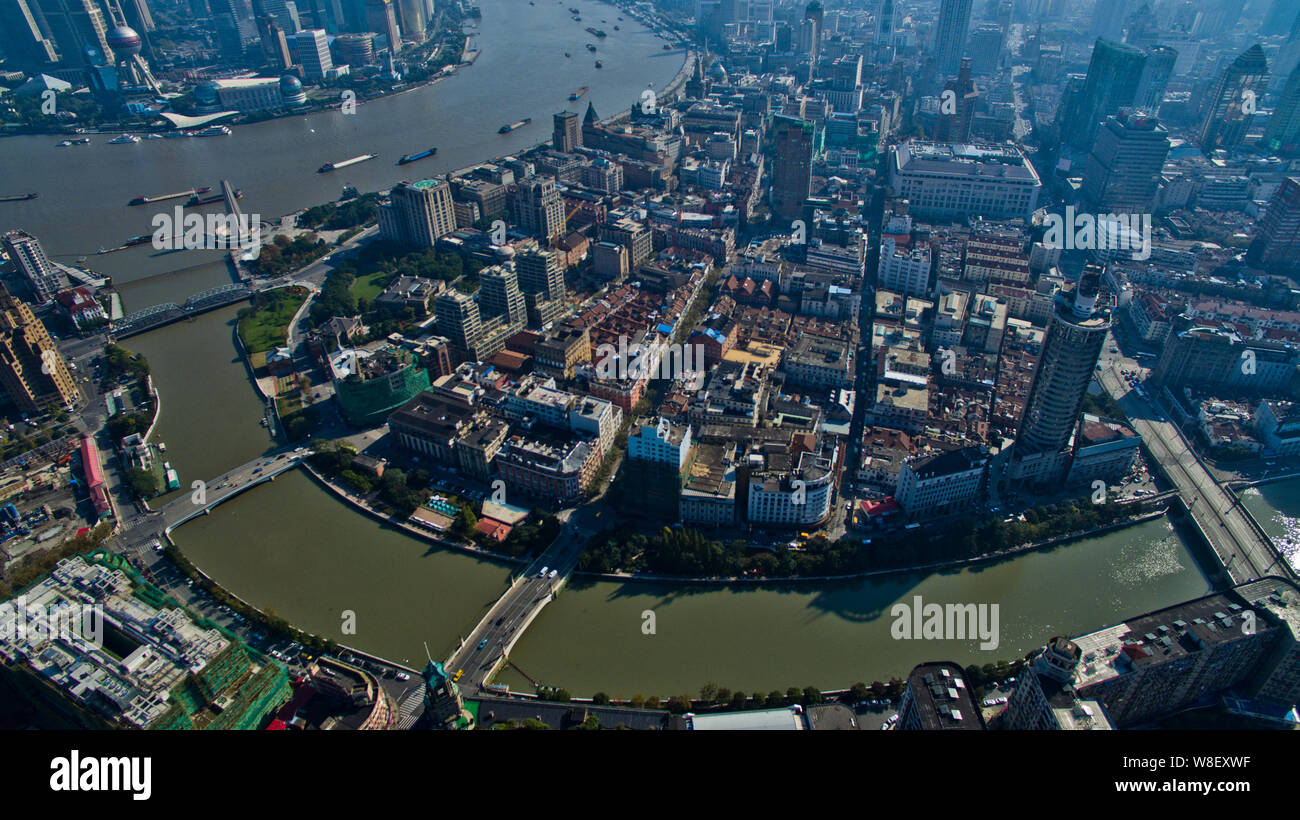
0,0 -> 1230,696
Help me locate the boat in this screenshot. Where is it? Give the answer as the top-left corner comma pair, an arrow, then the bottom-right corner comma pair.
565,52 -> 571,57
187,189 -> 241,206
586,43 -> 597,51
124,234 -> 151,246
71,137 -> 90,144
56,140 -> 73,147
585,26 -> 606,36
568,86 -> 589,101
158,442 -> 166,453
145,133 -> 163,139
195,125 -> 231,137
318,153 -> 378,172
164,131 -> 189,139
108,134 -> 141,144
568,6 -> 578,11
0,193 -> 38,202
129,186 -> 211,206
594,60 -> 603,68
398,146 -> 437,164
498,117 -> 532,134
663,43 -> 672,49
614,25 -> 619,29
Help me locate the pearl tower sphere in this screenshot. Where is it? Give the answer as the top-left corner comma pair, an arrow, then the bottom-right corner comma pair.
107,25 -> 143,58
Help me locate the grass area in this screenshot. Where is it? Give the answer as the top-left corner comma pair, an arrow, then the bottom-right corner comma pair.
350,270 -> 392,304
238,287 -> 310,355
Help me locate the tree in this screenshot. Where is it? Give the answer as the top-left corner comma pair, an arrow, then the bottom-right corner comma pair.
629,694 -> 645,708
645,695 -> 661,709
699,682 -> 719,703
127,467 -> 160,498
730,691 -> 747,710
667,694 -> 693,714
592,692 -> 610,705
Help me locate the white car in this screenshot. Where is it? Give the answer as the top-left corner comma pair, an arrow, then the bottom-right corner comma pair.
548,570 -> 558,579
396,672 -> 410,681
538,566 -> 549,577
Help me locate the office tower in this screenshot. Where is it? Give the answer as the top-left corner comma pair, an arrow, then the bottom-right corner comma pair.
1016,267 -> 1110,456
121,0 -> 153,31
395,0 -> 423,39
935,56 -> 977,142
770,114 -> 813,223
337,32 -> 373,65
513,177 -> 566,243
365,0 -> 400,51
262,0 -> 300,31
1263,63 -> 1300,155
1133,45 -> 1175,113
967,24 -> 1003,75
516,248 -> 566,328
600,219 -> 652,267
875,0 -> 896,46
1198,43 -> 1269,153
0,285 -> 79,412
897,662 -> 985,730
624,419 -> 693,520
1081,111 -> 1170,211
478,267 -> 526,328
37,0 -> 114,64
1067,37 -> 1146,151
378,178 -> 456,247
434,289 -> 482,361
0,0 -> 60,64
1090,0 -> 1124,40
1255,176 -> 1300,271
552,110 -> 581,153
290,28 -> 331,78
2,230 -> 63,303
933,0 -> 973,77
257,15 -> 293,68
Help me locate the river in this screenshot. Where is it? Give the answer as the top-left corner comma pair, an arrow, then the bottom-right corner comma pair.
1239,478 -> 1300,572
1,0 -> 1221,695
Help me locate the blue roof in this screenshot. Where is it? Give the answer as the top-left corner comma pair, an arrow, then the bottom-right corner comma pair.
657,323 -> 675,335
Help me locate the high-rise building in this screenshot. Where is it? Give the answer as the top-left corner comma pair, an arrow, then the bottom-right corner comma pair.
337,31 -> 373,65
434,289 -> 482,362
512,177 -> 566,243
395,0 -> 424,40
1015,266 -> 1110,462
552,110 -> 581,153
2,229 -> 64,303
935,57 -> 977,142
800,0 -> 822,60
0,0 -> 60,64
1198,43 -> 1269,153
1255,176 -> 1300,271
1067,38 -> 1146,151
378,177 -> 456,247
256,15 -> 293,68
933,0 -> 972,77
770,114 -> 813,223
290,28 -> 332,79
36,0 -> 114,64
897,662 -> 985,730
0,284 -> 80,412
365,0 -> 400,51
1133,45 -> 1176,114
1263,63 -> 1300,156
477,266 -> 526,328
515,247 -> 566,328
1081,111 -> 1170,212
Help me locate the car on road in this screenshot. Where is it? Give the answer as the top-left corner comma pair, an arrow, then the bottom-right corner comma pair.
548,570 -> 558,579
396,672 -> 410,681
477,638 -> 488,649
538,566 -> 548,577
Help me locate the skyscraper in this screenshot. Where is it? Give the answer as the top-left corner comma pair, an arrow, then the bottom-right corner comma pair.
478,266 -> 527,328
770,114 -> 814,223
0,0 -> 60,64
1198,43 -> 1269,153
1254,176 -> 1300,272
933,0 -> 973,77
365,0 -> 400,51
0,284 -> 79,412
290,28 -> 332,79
2,229 -> 64,303
935,56 -> 977,142
515,248 -> 567,328
552,110 -> 581,153
1014,267 -> 1110,479
1081,111 -> 1170,212
36,0 -> 114,64
378,177 -> 456,247
1263,63 -> 1300,156
512,177 -> 566,243
1133,45 -> 1176,113
1068,38 -> 1146,151
434,289 -> 482,362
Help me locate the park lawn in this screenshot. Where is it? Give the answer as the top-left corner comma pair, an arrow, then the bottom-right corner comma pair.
350,270 -> 392,303
238,287 -> 309,355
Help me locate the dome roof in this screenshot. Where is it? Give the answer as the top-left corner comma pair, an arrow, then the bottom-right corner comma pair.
279,74 -> 303,92
107,25 -> 142,55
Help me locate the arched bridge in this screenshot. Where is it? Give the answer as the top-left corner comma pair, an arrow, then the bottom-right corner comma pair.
112,283 -> 252,338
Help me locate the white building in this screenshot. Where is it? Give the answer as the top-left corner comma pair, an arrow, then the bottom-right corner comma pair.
889,140 -> 1042,221
878,236 -> 931,297
895,446 -> 988,520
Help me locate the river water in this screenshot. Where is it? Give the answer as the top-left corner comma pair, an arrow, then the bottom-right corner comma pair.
1,0 -> 1225,694
1239,478 -> 1300,572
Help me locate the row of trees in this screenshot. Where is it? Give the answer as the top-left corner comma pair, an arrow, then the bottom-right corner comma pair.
579,495 -> 1153,578
249,234 -> 328,278
297,194 -> 380,231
